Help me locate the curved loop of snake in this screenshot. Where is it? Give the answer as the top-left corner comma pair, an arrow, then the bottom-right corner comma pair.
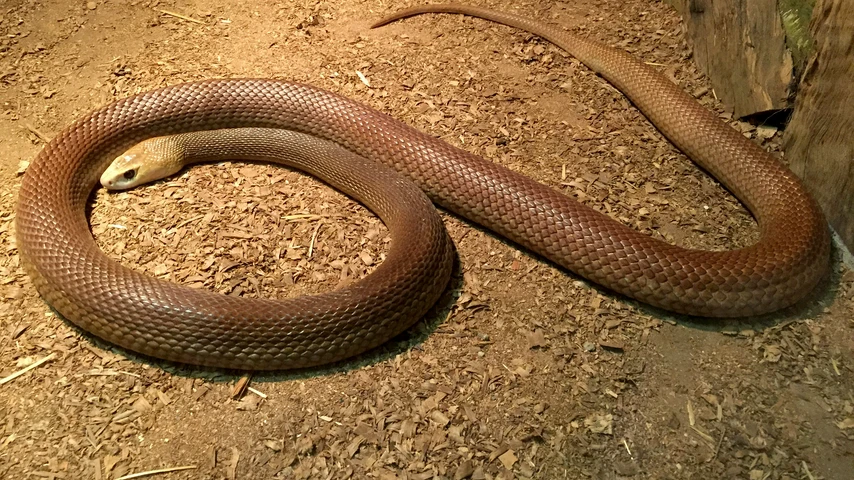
16,4 -> 830,370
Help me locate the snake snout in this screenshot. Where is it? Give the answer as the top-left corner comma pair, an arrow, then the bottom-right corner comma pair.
100,153 -> 140,190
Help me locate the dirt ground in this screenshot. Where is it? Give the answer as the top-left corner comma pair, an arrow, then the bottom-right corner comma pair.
1,0 -> 853,479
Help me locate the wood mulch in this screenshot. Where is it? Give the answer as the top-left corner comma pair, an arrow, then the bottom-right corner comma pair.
1,1 -> 852,479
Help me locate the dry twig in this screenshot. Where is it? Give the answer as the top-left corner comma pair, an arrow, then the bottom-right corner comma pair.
115,465 -> 197,480
308,221 -> 323,258
155,8 -> 204,24
248,386 -> 268,399
25,123 -> 50,143
0,353 -> 56,385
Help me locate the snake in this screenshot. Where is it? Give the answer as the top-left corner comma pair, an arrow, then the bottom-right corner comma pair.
15,4 -> 830,370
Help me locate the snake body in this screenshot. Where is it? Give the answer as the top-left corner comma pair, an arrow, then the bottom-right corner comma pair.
16,4 -> 829,369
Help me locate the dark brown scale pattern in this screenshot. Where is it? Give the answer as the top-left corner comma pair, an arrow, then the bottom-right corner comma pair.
16,5 -> 829,369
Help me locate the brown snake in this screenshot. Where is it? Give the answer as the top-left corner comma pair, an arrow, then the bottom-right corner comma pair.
16,4 -> 830,369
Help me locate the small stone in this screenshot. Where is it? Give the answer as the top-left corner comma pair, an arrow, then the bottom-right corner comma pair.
583,342 -> 596,352
87,1 -> 97,9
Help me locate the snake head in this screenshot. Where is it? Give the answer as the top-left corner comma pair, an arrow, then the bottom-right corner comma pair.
100,137 -> 183,190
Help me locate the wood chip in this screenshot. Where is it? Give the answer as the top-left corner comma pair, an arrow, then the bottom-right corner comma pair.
226,447 -> 239,480
497,449 -> 517,469
585,413 -> 614,435
232,375 -> 251,399
454,460 -> 475,479
836,417 -> 854,429
599,338 -> 625,351
430,410 -> 450,427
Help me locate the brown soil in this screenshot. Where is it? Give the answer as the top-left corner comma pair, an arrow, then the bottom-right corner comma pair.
1,1 -> 853,479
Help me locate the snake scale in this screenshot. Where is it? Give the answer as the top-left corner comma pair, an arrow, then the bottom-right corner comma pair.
15,4 -> 830,369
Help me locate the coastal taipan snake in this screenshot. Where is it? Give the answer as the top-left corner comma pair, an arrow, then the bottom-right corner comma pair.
15,4 -> 830,369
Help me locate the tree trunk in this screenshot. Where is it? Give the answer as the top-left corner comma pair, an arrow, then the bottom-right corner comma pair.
784,0 -> 854,252
668,0 -> 793,119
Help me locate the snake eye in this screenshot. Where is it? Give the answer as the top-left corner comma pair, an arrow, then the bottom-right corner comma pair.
123,169 -> 137,180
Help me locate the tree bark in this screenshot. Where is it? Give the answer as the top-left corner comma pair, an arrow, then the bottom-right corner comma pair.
784,0 -> 854,252
668,0 -> 793,118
